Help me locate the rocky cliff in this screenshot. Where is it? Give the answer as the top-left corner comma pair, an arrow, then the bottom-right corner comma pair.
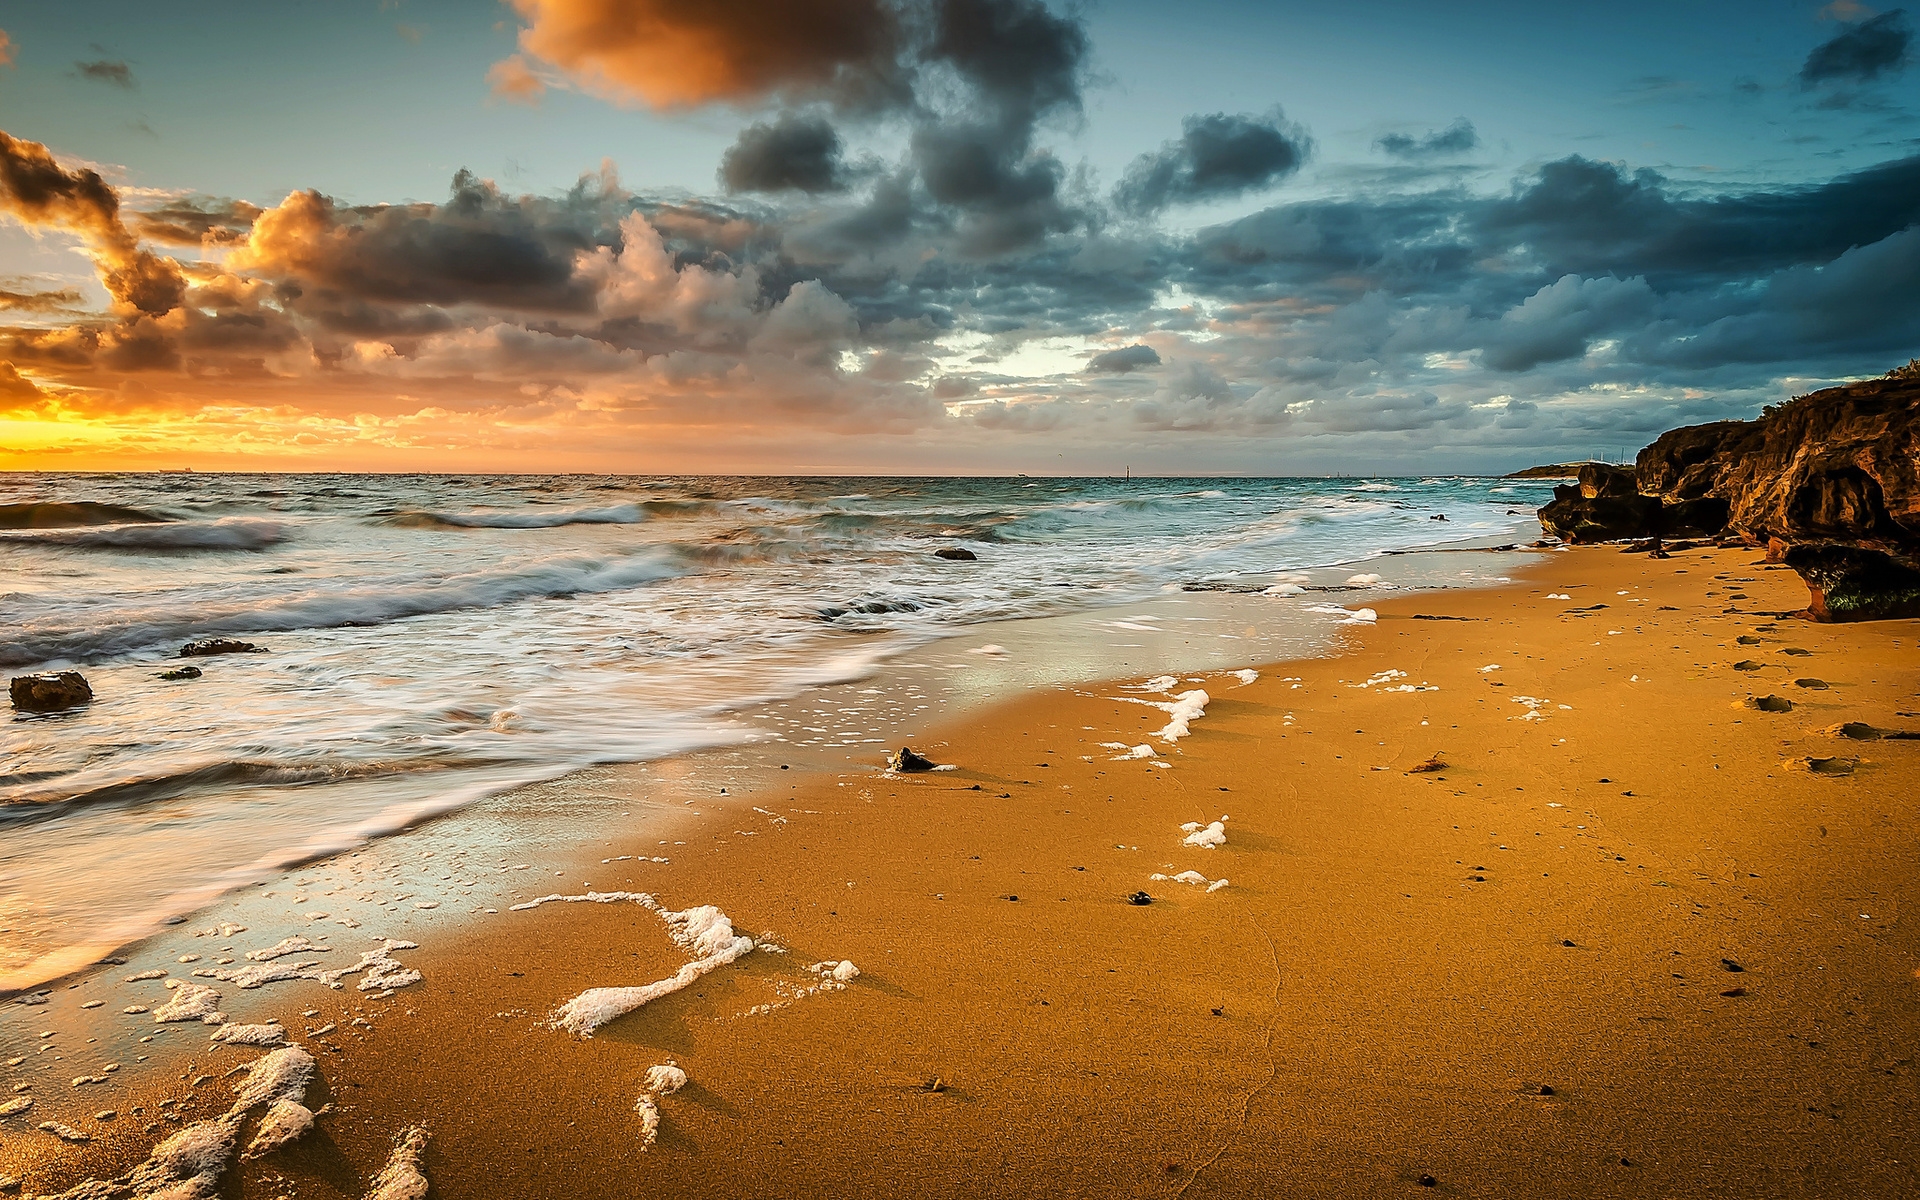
1633,373 -> 1919,621
1539,369 -> 1918,621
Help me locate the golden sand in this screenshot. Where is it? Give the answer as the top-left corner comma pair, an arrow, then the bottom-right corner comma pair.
12,544 -> 1919,1197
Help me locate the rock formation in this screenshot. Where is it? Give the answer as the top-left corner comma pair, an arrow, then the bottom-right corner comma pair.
10,671 -> 93,712
1534,463 -> 1727,544
1635,372 -> 1918,621
1537,367 -> 1917,620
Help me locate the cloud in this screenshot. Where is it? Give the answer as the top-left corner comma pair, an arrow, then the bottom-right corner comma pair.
0,30 -> 14,67
1085,343 -> 1159,372
495,0 -> 900,109
0,282 -> 84,313
487,55 -> 546,104
1479,273 -> 1655,371
0,361 -> 44,400
1375,118 -> 1478,159
1114,111 -> 1309,215
133,197 -> 263,246
720,114 -> 848,193
1800,9 -> 1911,86
226,170 -> 604,314
0,131 -> 183,315
75,59 -> 135,88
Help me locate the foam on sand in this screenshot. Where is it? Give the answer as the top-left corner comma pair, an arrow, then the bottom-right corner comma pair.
33,1047 -> 318,1199
1114,686 -> 1212,742
363,1128 -> 431,1200
530,893 -> 757,1038
244,1099 -> 315,1159
245,936 -> 331,962
317,941 -> 422,992
210,1023 -> 287,1047
1150,871 -> 1232,892
1182,818 -> 1229,849
1231,669 -> 1259,685
634,1063 -> 689,1148
153,981 -> 224,1024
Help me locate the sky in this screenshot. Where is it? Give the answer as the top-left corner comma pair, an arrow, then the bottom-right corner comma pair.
0,0 -> 1916,474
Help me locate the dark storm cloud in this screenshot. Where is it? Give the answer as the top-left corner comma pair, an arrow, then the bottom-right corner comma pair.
234,169 -> 608,313
75,60 -> 135,88
1800,10 -> 1911,86
1113,112 -> 1309,215
720,115 -> 849,194
1375,118 -> 1478,159
1477,153 -> 1920,287
1085,343 -> 1159,373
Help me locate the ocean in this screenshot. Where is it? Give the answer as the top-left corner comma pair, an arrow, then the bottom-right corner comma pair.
0,473 -> 1557,989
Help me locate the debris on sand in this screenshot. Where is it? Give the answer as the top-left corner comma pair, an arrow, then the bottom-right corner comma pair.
888,746 -> 940,772
1406,753 -> 1446,773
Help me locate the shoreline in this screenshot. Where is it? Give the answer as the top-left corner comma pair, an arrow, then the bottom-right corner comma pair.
6,541 -> 1918,1197
0,534 -> 1532,998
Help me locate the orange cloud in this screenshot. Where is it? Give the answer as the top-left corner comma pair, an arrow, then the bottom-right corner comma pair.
0,131 -> 184,316
497,0 -> 897,109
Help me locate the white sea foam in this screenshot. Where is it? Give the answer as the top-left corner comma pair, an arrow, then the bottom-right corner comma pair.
404,503 -> 645,529
634,1063 -> 689,1149
364,1127 -> 431,1200
1181,818 -> 1229,849
1231,669 -> 1259,685
1345,573 -> 1386,586
0,517 -> 288,552
539,896 -> 756,1038
153,981 -> 224,1024
210,1023 -> 286,1046
244,1098 -> 316,1159
246,936 -> 330,962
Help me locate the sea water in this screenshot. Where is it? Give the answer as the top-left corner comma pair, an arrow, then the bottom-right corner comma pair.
0,473 -> 1557,987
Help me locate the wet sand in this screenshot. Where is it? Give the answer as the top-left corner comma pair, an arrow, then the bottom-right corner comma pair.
9,543 -> 1920,1197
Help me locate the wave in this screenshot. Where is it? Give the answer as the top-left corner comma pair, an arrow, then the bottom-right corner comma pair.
382,503 -> 646,529
1351,482 -> 1401,492
0,517 -> 287,551
0,549 -> 687,667
0,501 -> 169,529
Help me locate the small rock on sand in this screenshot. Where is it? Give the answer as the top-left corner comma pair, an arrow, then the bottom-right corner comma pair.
1795,678 -> 1830,690
1749,695 -> 1793,712
888,747 -> 939,772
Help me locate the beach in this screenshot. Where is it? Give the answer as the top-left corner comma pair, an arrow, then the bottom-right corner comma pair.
8,538 -> 1917,1198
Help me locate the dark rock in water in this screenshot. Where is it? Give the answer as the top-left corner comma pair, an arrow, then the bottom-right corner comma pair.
818,598 -> 925,621
1783,544 -> 1920,622
0,501 -> 166,529
1430,513 -> 1447,521
1749,695 -> 1793,712
1636,373 -> 1919,621
10,671 -> 93,713
157,666 -> 202,681
933,546 -> 977,561
888,746 -> 939,772
180,639 -> 268,657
